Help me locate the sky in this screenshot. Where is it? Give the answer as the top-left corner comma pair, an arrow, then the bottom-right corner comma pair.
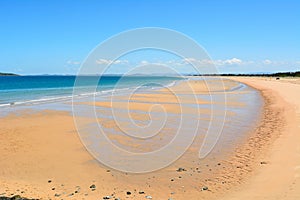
0,0 -> 299,75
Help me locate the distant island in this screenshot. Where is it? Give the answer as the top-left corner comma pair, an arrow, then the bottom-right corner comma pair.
0,72 -> 19,76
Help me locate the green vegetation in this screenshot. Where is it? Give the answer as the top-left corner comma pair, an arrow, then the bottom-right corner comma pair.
0,72 -> 19,76
192,71 -> 300,77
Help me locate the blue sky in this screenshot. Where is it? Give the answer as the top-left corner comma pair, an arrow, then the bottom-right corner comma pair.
0,0 -> 299,74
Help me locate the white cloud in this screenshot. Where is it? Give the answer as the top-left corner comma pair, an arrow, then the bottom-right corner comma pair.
140,60 -> 149,65
223,58 -> 243,65
181,57 -> 244,66
96,59 -> 128,65
66,60 -> 80,65
263,59 -> 272,65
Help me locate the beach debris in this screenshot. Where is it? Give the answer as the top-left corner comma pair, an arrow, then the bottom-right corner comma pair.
202,186 -> 209,191
103,196 -> 113,199
89,184 -> 96,189
126,191 -> 131,195
145,195 -> 152,199
67,193 -> 74,196
176,167 -> 186,172
139,191 -> 145,194
0,195 -> 38,200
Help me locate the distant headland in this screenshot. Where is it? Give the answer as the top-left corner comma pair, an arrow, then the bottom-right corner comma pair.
0,72 -> 19,76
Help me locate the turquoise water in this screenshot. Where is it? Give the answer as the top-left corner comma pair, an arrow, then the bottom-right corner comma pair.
0,75 -> 181,107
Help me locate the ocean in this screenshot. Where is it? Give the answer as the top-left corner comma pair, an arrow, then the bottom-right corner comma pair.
0,75 -> 181,107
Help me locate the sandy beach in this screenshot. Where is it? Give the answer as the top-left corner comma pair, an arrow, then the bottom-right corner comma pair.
0,77 -> 300,200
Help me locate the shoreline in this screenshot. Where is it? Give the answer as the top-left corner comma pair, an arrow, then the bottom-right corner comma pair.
0,77 -> 299,199
220,77 -> 300,199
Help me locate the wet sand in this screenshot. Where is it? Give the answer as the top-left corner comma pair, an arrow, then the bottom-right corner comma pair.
0,77 -> 299,199
222,77 -> 300,200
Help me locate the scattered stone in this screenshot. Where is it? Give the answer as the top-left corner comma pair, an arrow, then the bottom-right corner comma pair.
106,170 -> 111,172
217,163 -> 221,166
0,195 -> 38,200
114,198 -> 121,200
260,161 -> 267,165
138,191 -> 145,194
202,186 -> 209,191
10,195 -> 22,200
51,188 -> 55,191
126,191 -> 131,195
47,180 -> 52,183
89,184 -> 96,189
67,193 -> 74,196
176,167 -> 186,172
54,193 -> 60,197
145,195 -> 152,199
103,196 -> 113,199
170,179 -> 174,182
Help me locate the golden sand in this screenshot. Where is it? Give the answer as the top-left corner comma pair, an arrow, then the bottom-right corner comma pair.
0,78 -> 299,199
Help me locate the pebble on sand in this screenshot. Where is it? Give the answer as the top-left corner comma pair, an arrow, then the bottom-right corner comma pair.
202,186 -> 209,191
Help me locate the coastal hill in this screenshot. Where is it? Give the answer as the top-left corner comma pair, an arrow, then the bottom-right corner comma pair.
0,72 -> 19,76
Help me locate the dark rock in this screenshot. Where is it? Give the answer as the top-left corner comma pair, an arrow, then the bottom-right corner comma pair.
139,191 -> 145,194
126,191 -> 131,195
202,186 -> 208,191
11,196 -> 22,200
0,195 -> 38,200
260,161 -> 267,165
176,167 -> 186,172
103,196 -> 113,199
47,180 -> 52,183
89,184 -> 96,189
